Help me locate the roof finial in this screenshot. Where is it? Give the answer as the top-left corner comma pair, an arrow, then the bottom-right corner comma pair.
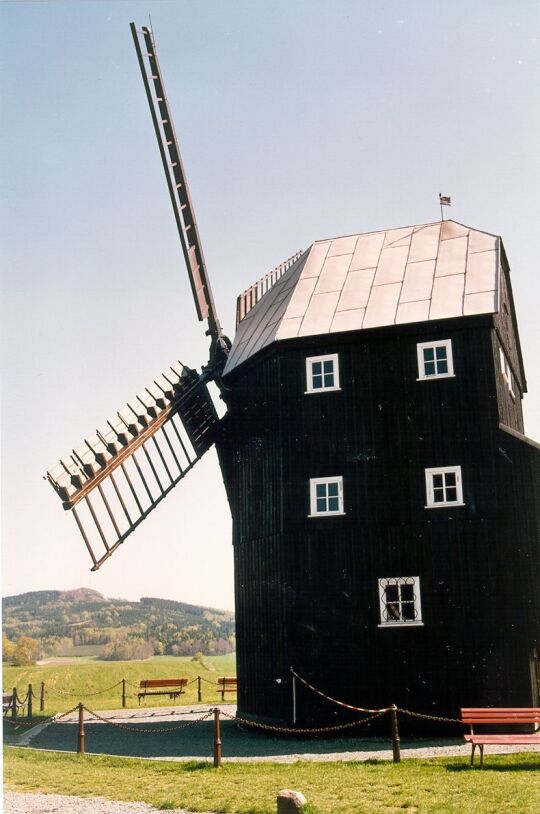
439,193 -> 451,221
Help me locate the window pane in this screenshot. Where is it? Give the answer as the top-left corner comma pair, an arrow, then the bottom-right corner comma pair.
446,486 -> 457,502
323,361 -> 334,374
385,584 -> 399,602
327,483 -> 338,497
423,348 -> 434,362
432,474 -> 443,488
424,361 -> 436,376
436,359 -> 448,374
400,583 -> 414,602
323,373 -> 334,387
316,497 -> 327,512
435,346 -> 447,360
316,484 -> 327,498
312,362 -> 322,375
386,602 -> 401,621
328,497 -> 339,512
312,374 -> 323,389
402,602 -> 416,621
444,472 -> 456,487
433,487 -> 445,502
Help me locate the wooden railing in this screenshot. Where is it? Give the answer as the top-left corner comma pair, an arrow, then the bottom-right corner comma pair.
235,251 -> 304,326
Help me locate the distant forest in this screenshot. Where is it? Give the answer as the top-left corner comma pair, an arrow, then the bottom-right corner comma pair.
2,588 -> 235,662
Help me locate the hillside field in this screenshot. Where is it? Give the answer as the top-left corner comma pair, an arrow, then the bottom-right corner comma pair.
3,654 -> 236,715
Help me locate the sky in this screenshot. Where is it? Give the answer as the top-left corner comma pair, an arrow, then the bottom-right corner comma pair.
1,0 -> 539,612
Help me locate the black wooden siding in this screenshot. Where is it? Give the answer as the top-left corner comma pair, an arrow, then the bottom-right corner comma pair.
218,316 -> 540,730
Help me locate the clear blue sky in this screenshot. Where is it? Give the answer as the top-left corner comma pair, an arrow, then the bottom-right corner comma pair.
1,0 -> 539,610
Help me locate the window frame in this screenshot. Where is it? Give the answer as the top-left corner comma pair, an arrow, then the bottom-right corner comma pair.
425,465 -> 465,509
305,353 -> 341,394
308,476 -> 345,518
416,339 -> 455,381
378,576 -> 423,628
499,347 -> 516,400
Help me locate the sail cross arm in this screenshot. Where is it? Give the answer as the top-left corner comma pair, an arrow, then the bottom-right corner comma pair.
46,363 -> 221,571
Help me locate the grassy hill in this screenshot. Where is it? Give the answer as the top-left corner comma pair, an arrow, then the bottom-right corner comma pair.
3,588 -> 235,659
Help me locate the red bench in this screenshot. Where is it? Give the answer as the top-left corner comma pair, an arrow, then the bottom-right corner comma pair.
217,676 -> 237,702
461,708 -> 540,767
137,678 -> 188,704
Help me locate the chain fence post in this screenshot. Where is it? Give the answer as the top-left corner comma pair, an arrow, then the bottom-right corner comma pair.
390,705 -> 401,763
28,684 -> 33,719
122,679 -> 126,708
213,707 -> 222,768
197,675 -> 202,703
11,687 -> 17,721
40,681 -> 45,712
77,703 -> 85,755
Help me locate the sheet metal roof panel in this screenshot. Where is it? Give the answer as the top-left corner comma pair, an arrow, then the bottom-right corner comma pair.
225,221 -> 501,375
314,253 -> 352,294
400,260 -> 436,302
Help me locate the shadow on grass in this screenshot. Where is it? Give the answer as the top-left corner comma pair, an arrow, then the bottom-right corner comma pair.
445,761 -> 540,773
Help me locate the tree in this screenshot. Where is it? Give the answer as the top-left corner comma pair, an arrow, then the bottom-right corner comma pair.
13,636 -> 39,666
2,633 -> 15,662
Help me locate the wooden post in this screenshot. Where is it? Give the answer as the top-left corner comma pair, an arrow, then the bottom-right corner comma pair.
40,681 -> 45,712
77,703 -> 85,755
213,707 -> 222,768
122,679 -> 126,708
28,684 -> 33,719
390,705 -> 401,763
197,675 -> 202,703
11,687 -> 17,721
292,673 -> 297,725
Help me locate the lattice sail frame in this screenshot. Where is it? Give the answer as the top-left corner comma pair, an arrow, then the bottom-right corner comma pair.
46,362 -> 219,571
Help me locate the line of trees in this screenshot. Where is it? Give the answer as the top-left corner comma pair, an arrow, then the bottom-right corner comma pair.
3,633 -> 40,665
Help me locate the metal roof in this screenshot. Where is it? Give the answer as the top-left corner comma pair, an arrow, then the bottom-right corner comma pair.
223,220 -> 500,375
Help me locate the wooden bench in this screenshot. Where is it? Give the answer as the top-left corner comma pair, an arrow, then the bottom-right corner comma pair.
3,693 -> 13,716
137,678 -> 188,704
217,676 -> 237,702
461,708 -> 540,767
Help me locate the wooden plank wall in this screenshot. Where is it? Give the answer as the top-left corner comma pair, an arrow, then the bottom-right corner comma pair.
218,316 -> 540,729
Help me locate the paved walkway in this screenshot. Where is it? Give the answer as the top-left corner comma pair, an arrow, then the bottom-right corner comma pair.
5,703 -> 540,763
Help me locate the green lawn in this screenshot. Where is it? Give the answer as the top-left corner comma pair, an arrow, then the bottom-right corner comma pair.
4,747 -> 540,814
3,654 -> 236,715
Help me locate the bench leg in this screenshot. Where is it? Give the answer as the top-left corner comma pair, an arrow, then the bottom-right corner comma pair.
470,744 -> 476,766
479,745 -> 484,769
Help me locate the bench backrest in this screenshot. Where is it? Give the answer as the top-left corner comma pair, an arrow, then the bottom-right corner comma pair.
461,708 -> 540,725
217,676 -> 237,686
139,678 -> 188,689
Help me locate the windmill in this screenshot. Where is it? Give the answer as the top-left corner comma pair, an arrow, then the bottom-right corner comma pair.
47,23 -> 540,730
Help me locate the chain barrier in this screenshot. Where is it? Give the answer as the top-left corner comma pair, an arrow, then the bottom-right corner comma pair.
82,705 -> 214,734
45,680 -> 124,698
199,676 -> 220,685
219,707 -> 388,735
6,703 -> 81,730
291,670 -> 391,714
397,707 -> 466,725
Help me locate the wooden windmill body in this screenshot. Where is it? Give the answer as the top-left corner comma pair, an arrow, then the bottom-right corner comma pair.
47,25 -> 540,730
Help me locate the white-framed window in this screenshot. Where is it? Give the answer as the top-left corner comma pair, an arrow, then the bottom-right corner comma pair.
416,340 -> 454,380
305,354 -> 340,393
425,466 -> 464,508
378,577 -> 423,627
309,476 -> 344,517
499,347 -> 516,400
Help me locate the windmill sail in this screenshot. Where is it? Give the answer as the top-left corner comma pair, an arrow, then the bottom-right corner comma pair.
130,22 -> 225,351
46,363 -> 219,571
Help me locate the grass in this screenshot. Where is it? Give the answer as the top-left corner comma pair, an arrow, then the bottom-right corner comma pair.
4,747 -> 540,814
3,654 -> 236,715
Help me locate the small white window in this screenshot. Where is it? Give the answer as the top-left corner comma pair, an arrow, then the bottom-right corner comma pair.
378,577 -> 423,627
499,347 -> 516,400
309,476 -> 344,517
417,340 -> 454,380
305,354 -> 340,393
425,466 -> 464,508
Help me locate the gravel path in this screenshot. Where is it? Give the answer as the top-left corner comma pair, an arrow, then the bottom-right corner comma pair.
4,791 -> 211,814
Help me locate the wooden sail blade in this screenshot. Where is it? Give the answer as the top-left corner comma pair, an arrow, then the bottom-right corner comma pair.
46,364 -> 220,570
130,22 -> 224,347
